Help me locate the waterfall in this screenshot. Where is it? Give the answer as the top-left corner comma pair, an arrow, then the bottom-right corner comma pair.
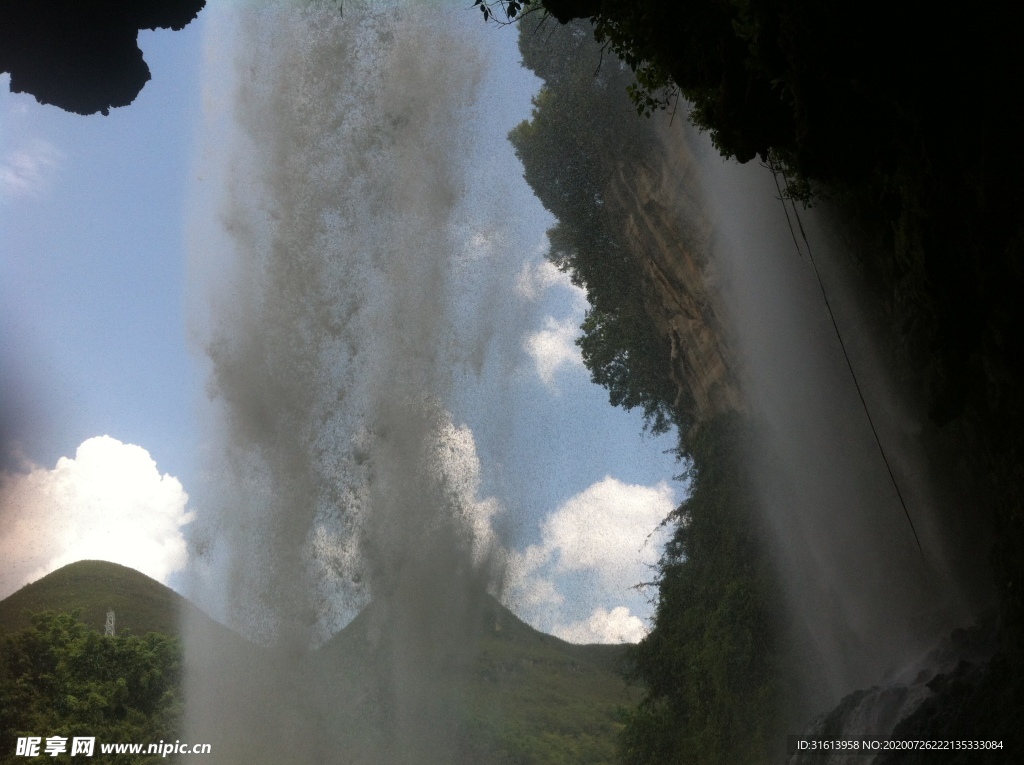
682,123 -> 994,719
182,4 -> 512,761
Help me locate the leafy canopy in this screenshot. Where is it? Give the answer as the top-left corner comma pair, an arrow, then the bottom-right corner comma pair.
0,611 -> 182,765
621,414 -> 786,765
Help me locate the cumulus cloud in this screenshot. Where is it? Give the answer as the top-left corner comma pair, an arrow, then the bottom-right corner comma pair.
515,259 -> 578,300
0,436 -> 193,598
516,258 -> 589,389
0,139 -> 61,198
553,606 -> 648,644
526,476 -> 674,585
523,315 -> 584,389
508,476 -> 675,642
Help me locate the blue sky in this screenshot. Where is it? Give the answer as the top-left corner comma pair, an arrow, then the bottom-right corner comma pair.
1,23 -> 203,481
0,3 -> 683,643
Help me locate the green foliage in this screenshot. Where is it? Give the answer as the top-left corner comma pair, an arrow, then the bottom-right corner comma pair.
621,414 -> 785,765
0,611 -> 182,765
459,611 -> 639,764
577,306 -> 678,435
510,14 -> 683,437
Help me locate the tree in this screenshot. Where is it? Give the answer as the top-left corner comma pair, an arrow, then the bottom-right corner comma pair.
0,611 -> 182,764
621,415 -> 786,765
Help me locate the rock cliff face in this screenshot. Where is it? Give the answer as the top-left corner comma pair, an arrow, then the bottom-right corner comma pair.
0,0 -> 206,115
604,120 -> 744,430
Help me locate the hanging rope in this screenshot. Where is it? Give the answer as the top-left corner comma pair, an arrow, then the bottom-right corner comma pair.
764,161 -> 926,561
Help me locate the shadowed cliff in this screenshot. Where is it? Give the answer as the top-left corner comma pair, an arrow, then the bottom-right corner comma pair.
510,12 -> 1006,761
0,0 -> 205,115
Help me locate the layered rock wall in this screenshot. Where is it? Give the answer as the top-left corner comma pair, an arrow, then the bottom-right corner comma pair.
604,121 -> 744,429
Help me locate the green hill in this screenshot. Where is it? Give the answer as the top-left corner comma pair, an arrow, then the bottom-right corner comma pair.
0,560 -> 242,649
466,598 -> 640,764
309,595 -> 641,764
2,562 -> 640,763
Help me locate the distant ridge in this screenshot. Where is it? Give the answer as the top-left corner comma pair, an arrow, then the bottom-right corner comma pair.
308,594 -> 640,764
0,559 -> 240,648
320,591 -> 628,671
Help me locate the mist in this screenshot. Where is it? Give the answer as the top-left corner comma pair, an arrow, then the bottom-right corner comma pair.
680,122 -> 994,716
183,3 -> 516,761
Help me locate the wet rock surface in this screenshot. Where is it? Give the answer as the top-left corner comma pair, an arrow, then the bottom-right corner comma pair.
789,617 -> 1012,764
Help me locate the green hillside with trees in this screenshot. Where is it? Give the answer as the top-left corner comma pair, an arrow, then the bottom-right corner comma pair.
0,562 -> 251,765
0,561 -> 642,764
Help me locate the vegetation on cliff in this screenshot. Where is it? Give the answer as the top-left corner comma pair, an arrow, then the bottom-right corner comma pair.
511,16 -> 787,763
620,414 -> 785,765
508,16 -> 684,438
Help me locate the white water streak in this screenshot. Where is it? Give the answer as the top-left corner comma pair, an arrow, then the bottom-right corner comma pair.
184,4 -> 507,762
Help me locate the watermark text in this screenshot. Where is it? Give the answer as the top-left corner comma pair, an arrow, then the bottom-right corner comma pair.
15,737 -> 211,758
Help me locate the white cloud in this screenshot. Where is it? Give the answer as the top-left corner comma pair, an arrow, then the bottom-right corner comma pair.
553,606 -> 648,644
507,477 -> 675,642
516,258 -> 590,389
523,314 -> 584,388
0,436 -> 194,598
532,476 -> 674,585
515,259 -> 578,300
0,139 -> 61,198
